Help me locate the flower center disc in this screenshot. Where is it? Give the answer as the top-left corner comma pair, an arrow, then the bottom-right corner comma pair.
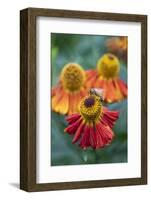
61,63 -> 85,92
97,53 -> 120,79
80,95 -> 102,123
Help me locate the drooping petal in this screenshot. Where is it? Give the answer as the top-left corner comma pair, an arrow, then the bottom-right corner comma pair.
66,113 -> 81,124
105,79 -> 117,102
86,69 -> 98,81
79,125 -> 91,149
75,91 -> 84,113
96,77 -> 104,88
72,121 -> 85,143
86,70 -> 98,88
95,124 -> 104,148
95,122 -> 114,149
68,93 -> 74,115
112,79 -> 123,100
101,108 -> 119,129
51,86 -> 64,110
64,117 -> 82,135
89,126 -> 97,149
101,79 -> 124,103
63,88 -> 86,115
85,67 -> 127,103
51,86 -> 57,96
72,93 -> 80,113
99,79 -> 108,100
117,79 -> 127,97
79,87 -> 88,99
54,90 -> 69,114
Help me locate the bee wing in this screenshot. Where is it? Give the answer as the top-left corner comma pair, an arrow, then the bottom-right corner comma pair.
94,88 -> 104,97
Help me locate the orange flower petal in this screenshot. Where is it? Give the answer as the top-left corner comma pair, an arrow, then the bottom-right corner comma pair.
117,79 -> 127,97
106,79 -> 118,103
112,79 -> 124,101
100,79 -> 108,100
79,87 -> 87,98
86,70 -> 98,88
55,90 -> 69,114
51,85 -> 58,96
51,86 -> 63,109
86,70 -> 97,80
67,90 -> 86,115
68,93 -> 74,115
72,93 -> 79,113
51,81 -> 62,97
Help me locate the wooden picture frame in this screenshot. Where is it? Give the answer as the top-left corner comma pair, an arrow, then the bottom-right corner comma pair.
20,7 -> 147,192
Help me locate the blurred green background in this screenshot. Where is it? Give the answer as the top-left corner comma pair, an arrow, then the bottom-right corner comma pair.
51,33 -> 127,166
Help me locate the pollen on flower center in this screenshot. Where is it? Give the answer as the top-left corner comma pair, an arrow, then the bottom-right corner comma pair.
97,53 -> 120,79
61,63 -> 85,92
80,95 -> 102,123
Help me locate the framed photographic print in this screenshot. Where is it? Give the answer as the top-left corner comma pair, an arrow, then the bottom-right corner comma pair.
20,8 -> 147,191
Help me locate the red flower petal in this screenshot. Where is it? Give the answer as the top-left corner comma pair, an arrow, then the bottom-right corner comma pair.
79,125 -> 91,149
102,108 -> 119,129
89,126 -> 97,149
72,122 -> 85,143
95,122 -> 114,149
95,125 -> 104,148
65,107 -> 119,149
64,117 -> 82,135
66,113 -> 81,124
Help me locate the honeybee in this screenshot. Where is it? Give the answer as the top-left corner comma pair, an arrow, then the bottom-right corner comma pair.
89,88 -> 104,102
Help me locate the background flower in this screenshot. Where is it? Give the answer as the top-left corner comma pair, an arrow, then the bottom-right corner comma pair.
86,53 -> 127,103
52,63 -> 87,115
106,36 -> 128,62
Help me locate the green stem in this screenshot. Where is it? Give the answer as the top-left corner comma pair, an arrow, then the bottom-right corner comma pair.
82,149 -> 97,164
